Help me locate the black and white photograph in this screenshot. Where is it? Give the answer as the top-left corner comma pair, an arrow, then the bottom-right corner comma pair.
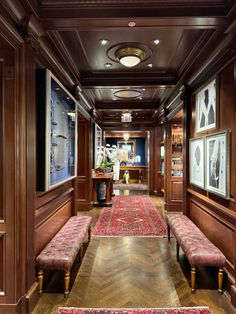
206,131 -> 230,198
189,137 -> 205,188
196,78 -> 217,133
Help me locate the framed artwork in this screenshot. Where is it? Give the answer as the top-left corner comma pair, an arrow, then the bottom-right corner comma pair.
37,69 -> 77,191
189,137 -> 205,188
195,78 -> 218,133
94,123 -> 102,168
117,140 -> 136,162
205,130 -> 230,199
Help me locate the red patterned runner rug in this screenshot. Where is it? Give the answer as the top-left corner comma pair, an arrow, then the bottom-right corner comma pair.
56,307 -> 213,314
92,195 -> 167,237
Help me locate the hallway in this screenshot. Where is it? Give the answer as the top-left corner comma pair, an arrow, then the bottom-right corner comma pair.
32,195 -> 235,314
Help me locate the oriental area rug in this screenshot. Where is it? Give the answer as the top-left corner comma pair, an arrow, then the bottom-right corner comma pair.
92,195 -> 167,237
56,307 -> 213,314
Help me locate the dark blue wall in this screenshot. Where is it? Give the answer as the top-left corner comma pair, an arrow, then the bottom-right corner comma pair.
106,137 -> 146,165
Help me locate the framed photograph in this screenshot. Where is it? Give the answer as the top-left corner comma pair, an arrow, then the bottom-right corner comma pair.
94,123 -> 102,168
206,130 -> 230,199
195,78 -> 218,133
189,137 -> 205,188
37,69 -> 77,191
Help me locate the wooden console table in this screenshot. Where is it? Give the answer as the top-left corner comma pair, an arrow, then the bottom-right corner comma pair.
92,173 -> 114,206
119,166 -> 147,183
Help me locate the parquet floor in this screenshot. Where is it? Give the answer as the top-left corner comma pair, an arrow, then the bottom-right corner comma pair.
32,192 -> 236,314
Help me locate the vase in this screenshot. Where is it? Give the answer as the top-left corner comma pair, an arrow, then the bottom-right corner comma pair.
97,182 -> 106,201
103,167 -> 112,174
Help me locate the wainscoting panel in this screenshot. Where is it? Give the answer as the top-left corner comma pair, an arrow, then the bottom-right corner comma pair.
35,200 -> 72,256
190,200 -> 235,266
172,181 -> 183,201
0,233 -> 5,295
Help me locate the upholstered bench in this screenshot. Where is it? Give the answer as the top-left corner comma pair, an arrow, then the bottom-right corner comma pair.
36,215 -> 92,297
166,213 -> 226,294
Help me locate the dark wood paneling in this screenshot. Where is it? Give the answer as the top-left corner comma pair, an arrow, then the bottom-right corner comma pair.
35,200 -> 71,256
77,117 -> 92,211
171,180 -> 183,201
187,59 -> 236,307
35,187 -> 74,227
1,39 -> 16,305
0,234 -> 5,295
219,62 -> 236,199
164,121 -> 183,212
0,61 -> 3,221
190,201 -> 235,266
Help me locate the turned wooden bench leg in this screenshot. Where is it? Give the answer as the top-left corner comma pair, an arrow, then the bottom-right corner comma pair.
176,241 -> 180,262
38,270 -> 43,296
218,268 -> 224,294
79,243 -> 84,262
191,266 -> 196,294
64,271 -> 70,298
167,225 -> 170,242
88,227 -> 91,242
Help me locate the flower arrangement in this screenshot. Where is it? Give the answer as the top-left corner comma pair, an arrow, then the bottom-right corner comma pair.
96,144 -> 121,170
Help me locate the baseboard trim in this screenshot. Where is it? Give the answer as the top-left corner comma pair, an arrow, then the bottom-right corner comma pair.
26,282 -> 39,314
0,296 -> 26,314
231,284 -> 236,308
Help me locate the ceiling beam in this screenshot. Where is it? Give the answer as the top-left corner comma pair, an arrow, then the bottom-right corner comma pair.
95,102 -> 159,110
81,74 -> 176,87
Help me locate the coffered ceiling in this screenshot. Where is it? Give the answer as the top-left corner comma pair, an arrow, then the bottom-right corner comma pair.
21,0 -> 236,129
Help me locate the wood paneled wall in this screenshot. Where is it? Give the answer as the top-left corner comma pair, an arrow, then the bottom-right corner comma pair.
187,60 -> 236,305
0,8 -> 79,314
77,117 -> 93,211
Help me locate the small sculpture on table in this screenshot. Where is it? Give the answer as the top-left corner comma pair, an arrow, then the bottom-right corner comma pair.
123,170 -> 130,184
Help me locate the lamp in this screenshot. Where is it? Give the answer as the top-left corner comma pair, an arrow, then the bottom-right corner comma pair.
123,133 -> 130,141
116,47 -> 146,67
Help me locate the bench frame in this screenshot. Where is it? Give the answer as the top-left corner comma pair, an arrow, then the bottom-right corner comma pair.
167,224 -> 224,294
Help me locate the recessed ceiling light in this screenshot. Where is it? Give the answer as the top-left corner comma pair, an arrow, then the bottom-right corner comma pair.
153,39 -> 160,45
100,39 -> 109,45
139,97 -> 143,100
148,63 -> 153,68
104,63 -> 112,68
128,21 -> 136,27
142,88 -> 146,91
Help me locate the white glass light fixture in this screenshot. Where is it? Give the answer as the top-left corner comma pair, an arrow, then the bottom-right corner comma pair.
121,113 -> 132,122
116,47 -> 146,67
123,133 -> 130,141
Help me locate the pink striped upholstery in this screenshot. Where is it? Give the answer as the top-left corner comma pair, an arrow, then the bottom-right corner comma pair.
36,216 -> 92,272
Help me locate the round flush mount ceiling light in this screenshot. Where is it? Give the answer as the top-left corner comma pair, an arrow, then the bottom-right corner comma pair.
107,43 -> 152,67
114,89 -> 141,99
115,47 -> 146,67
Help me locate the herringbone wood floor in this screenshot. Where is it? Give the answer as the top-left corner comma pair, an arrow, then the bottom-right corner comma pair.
32,194 -> 236,314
